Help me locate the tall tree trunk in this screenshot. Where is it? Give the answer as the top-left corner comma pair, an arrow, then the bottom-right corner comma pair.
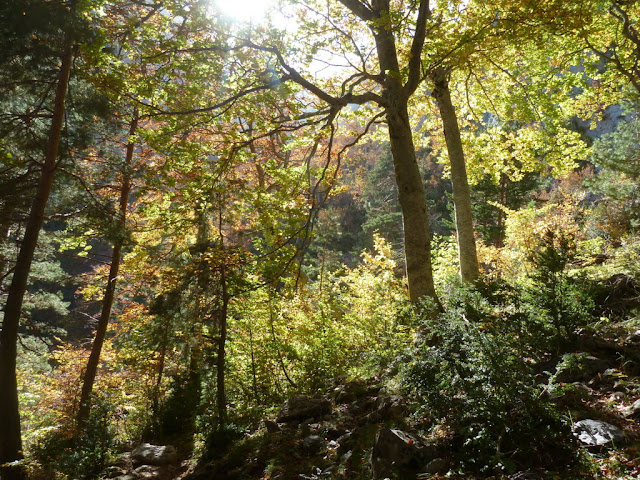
0,39 -> 73,480
432,67 -> 480,283
370,0 -> 439,304
77,114 -> 138,427
386,104 -> 439,302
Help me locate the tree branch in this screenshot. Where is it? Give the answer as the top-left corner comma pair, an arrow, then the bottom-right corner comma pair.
405,0 -> 431,95
337,0 -> 376,22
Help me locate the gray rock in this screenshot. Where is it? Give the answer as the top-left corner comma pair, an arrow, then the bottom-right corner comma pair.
337,431 -> 355,455
423,457 -> 449,474
302,435 -> 326,454
114,475 -> 138,480
102,465 -> 127,478
131,443 -> 178,467
276,395 -> 332,423
622,399 -> 640,419
626,329 -> 640,343
113,452 -> 133,468
371,428 -> 435,479
366,394 -> 406,422
572,419 -> 626,446
335,379 -> 369,403
134,465 -> 163,479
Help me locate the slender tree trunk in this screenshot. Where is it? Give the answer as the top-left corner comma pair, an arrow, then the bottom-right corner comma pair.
432,67 -> 479,283
496,173 -> 508,248
248,324 -> 260,403
152,316 -> 171,418
213,201 -> 228,429
216,281 -> 228,429
0,203 -> 16,280
77,114 -> 138,427
268,294 -> 296,388
0,39 -> 73,480
216,263 -> 229,429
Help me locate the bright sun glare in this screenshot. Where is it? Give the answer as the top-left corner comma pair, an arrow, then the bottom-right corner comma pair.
215,0 -> 270,22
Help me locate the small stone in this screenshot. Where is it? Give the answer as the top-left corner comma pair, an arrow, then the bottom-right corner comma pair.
622,399 -> 640,419
572,419 -> 626,446
424,457 -> 449,474
508,472 -> 544,480
625,329 -> 640,343
102,466 -> 126,478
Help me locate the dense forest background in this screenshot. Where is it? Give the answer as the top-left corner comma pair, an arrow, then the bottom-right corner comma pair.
2,0 -> 640,478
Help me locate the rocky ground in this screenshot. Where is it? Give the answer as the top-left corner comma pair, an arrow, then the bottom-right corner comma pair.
101,276 -> 640,480
103,342 -> 640,480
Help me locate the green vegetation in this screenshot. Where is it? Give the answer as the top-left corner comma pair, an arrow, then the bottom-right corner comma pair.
2,1 -> 640,479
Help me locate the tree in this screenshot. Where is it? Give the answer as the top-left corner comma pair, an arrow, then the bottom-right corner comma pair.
139,0 -> 441,303
76,113 -> 138,427
432,67 -> 480,282
0,29 -> 73,480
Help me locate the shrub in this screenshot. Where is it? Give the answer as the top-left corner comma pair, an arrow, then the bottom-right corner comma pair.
30,397 -> 115,479
525,228 -> 595,341
403,285 -> 575,474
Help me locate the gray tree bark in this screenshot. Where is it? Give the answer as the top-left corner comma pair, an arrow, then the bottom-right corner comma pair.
432,67 -> 479,282
369,0 -> 439,303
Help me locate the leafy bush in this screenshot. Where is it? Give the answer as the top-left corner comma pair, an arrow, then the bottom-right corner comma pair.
403,285 -> 575,474
525,228 -> 595,341
30,398 -> 115,479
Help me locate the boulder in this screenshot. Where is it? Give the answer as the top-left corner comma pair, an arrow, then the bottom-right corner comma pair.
335,379 -> 369,403
572,419 -> 626,447
371,428 -> 435,480
366,394 -> 406,422
302,435 -> 326,454
276,395 -> 332,423
131,443 -> 178,467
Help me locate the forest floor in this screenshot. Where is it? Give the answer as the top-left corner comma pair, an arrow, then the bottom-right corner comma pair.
173,326 -> 640,480
104,280 -> 640,480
